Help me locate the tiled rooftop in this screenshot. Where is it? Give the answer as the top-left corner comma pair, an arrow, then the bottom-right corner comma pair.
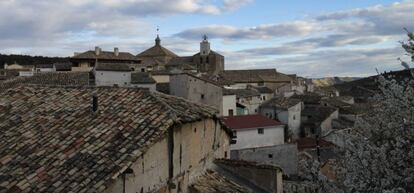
221,115 -> 283,130
260,97 -> 302,109
0,85 -> 217,193
189,170 -> 249,193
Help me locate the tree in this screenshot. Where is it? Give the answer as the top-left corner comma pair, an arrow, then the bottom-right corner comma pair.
297,31 -> 414,193
339,31 -> 414,193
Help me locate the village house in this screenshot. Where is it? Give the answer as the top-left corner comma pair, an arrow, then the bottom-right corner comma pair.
94,63 -> 132,87
71,47 -> 140,71
130,72 -> 157,92
301,106 -> 339,137
224,88 -> 262,115
0,85 -> 228,193
222,90 -> 237,117
169,73 -> 224,115
259,97 -> 303,140
218,69 -> 293,91
222,114 -> 285,150
0,85 -> 286,193
248,85 -> 275,102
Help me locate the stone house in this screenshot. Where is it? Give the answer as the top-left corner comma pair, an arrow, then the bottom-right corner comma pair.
218,69 -> 294,91
0,85 -> 232,193
94,63 -> 132,87
222,115 -> 285,150
71,47 -> 140,71
259,97 -> 303,140
301,106 -> 339,137
231,144 -> 299,176
170,73 -> 224,115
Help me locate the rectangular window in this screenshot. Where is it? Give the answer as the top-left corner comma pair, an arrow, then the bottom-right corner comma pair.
201,94 -> 205,99
228,109 -> 234,116
268,154 -> 273,158
258,128 -> 264,134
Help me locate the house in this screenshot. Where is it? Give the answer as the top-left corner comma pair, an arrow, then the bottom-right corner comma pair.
94,63 -> 131,87
248,85 -> 274,102
130,72 -> 156,92
0,85 -> 232,193
222,90 -> 237,117
225,88 -> 262,115
54,62 -> 72,72
259,97 -> 302,140
71,47 -> 140,71
34,64 -> 55,72
218,69 -> 293,91
230,143 -> 299,176
301,106 -> 339,137
170,73 -> 224,115
3,63 -> 25,70
222,115 -> 285,150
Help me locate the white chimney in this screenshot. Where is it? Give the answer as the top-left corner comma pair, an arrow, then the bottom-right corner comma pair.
95,46 -> 100,56
114,47 -> 119,56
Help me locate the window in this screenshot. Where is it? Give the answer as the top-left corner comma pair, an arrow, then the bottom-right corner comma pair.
255,109 -> 258,113
262,96 -> 266,101
194,128 -> 197,133
293,115 -> 296,120
311,127 -> 316,134
206,56 -> 209,63
224,151 -> 228,158
258,128 -> 264,134
268,154 -> 273,158
141,68 -> 145,72
201,94 -> 205,99
233,131 -> 237,137
228,109 -> 234,116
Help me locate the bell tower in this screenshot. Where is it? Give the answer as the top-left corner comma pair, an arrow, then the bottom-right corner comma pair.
200,35 -> 210,56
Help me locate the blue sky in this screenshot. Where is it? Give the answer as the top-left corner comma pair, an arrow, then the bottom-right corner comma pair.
0,0 -> 413,77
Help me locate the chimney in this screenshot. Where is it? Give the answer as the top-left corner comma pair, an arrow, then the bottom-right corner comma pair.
95,46 -> 100,56
114,47 -> 119,56
92,94 -> 98,112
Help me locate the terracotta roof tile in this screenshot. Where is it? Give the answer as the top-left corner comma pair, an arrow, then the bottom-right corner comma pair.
221,115 -> 282,130
0,85 -> 217,193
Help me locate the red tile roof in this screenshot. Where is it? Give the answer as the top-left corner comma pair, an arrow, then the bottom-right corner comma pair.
221,115 -> 282,130
296,137 -> 334,150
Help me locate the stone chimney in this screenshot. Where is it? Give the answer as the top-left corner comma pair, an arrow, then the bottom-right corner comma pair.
95,46 -> 101,56
114,47 -> 119,56
92,94 -> 98,112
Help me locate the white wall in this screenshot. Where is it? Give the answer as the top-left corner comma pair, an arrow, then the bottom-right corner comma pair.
95,71 -> 131,87
238,95 -> 262,114
287,103 -> 302,139
231,125 -> 285,150
222,95 -> 237,116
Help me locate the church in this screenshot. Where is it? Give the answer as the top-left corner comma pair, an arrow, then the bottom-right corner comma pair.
70,35 -> 225,75
136,35 -> 225,75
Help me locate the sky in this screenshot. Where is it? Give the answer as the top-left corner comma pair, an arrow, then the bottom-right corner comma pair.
0,0 -> 413,77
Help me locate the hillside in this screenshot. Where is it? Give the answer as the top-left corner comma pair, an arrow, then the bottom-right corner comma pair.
0,54 -> 70,67
333,69 -> 413,102
312,77 -> 360,87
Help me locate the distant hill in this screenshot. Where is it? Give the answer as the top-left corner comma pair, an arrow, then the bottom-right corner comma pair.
312,77 -> 361,87
334,69 -> 413,103
0,54 -> 70,68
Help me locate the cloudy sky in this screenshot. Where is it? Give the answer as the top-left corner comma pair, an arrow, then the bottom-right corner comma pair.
0,0 -> 413,77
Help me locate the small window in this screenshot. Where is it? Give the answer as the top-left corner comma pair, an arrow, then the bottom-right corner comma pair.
228,109 -> 234,116
258,128 -> 264,134
263,96 -> 266,101
255,109 -> 258,113
268,154 -> 273,158
206,56 -> 209,63
194,128 -> 197,133
141,68 -> 145,72
224,151 -> 228,158
201,94 -> 205,99
293,115 -> 296,120
311,127 -> 316,134
233,131 -> 237,137
101,73 -> 103,75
